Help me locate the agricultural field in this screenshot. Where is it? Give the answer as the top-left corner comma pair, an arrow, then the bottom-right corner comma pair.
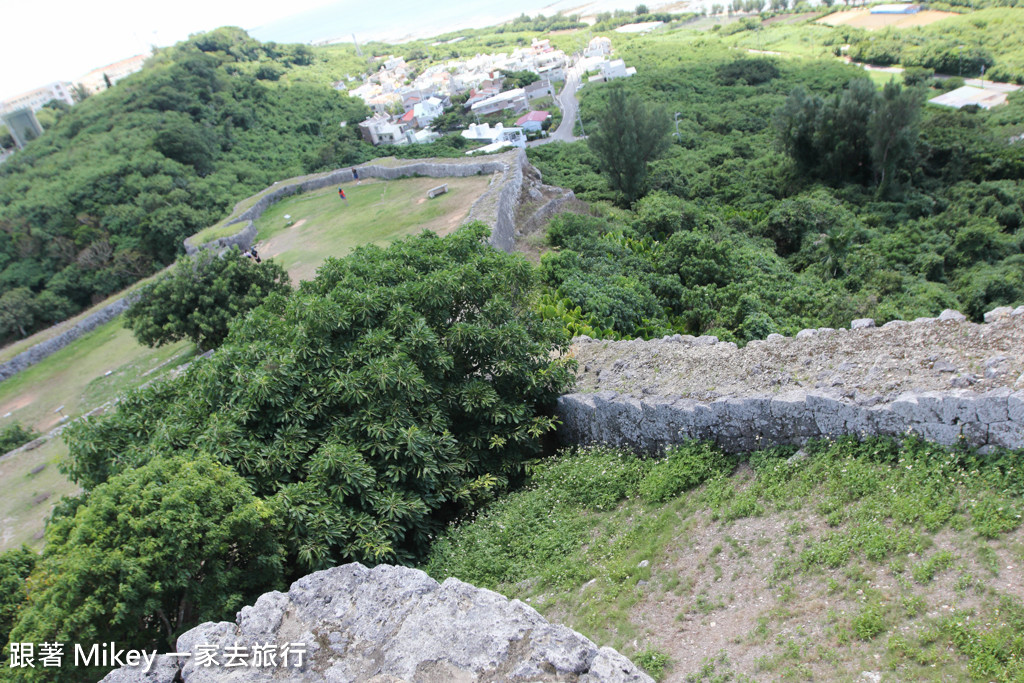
817,8 -> 958,31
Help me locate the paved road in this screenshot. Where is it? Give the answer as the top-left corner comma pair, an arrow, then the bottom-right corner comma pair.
528,61 -> 585,147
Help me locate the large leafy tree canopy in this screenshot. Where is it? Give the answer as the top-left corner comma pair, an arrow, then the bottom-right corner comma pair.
124,248 -> 291,351
0,27 -> 370,343
5,455 -> 282,682
63,225 -> 575,572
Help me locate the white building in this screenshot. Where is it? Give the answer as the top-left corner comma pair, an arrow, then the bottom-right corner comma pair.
359,114 -> 407,145
402,128 -> 441,145
461,122 -> 526,149
413,96 -> 446,127
1,82 -> 74,114
525,80 -> 555,101
76,54 -> 147,94
584,37 -> 613,58
588,59 -> 637,83
470,88 -> 529,116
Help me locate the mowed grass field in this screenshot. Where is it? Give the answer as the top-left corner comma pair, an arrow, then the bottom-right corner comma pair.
253,175 -> 491,282
0,173 -> 493,552
0,439 -> 76,550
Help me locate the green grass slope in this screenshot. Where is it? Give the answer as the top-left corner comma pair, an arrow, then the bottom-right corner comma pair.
423,438 -> 1024,682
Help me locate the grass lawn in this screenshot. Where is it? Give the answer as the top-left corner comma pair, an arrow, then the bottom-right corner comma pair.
0,319 -> 195,434
253,175 -> 491,282
0,438 -> 78,552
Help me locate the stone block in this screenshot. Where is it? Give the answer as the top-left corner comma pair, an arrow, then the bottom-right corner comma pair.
851,318 -> 876,329
1009,391 -> 1024,424
987,421 -> 1024,449
938,309 -> 967,322
975,389 -> 1010,424
984,306 -> 1014,323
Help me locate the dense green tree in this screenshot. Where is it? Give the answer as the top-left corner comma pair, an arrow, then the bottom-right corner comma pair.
124,248 -> 291,351
6,455 -> 282,680
869,80 -> 923,196
65,225 -> 576,571
0,548 -> 36,650
587,84 -> 672,205
0,287 -> 39,340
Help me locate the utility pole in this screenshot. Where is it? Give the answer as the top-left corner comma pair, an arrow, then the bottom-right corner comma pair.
352,34 -> 363,57
958,44 -> 963,78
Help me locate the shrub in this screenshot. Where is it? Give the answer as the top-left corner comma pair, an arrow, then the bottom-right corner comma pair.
0,423 -> 39,453
639,441 -> 734,503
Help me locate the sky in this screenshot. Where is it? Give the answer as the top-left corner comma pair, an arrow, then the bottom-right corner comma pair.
0,0 -> 339,101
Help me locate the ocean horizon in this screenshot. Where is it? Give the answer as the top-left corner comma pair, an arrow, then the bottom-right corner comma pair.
248,0 -> 685,46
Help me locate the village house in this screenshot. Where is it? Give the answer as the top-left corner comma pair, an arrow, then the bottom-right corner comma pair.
515,110 -> 550,132
588,58 -> 637,83
413,96 -> 446,127
359,114 -> 407,145
461,122 -> 526,151
584,36 -> 613,58
470,88 -> 529,116
524,80 -> 555,101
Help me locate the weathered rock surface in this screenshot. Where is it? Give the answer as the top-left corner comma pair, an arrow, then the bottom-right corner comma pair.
562,309 -> 1024,452
101,564 -> 652,683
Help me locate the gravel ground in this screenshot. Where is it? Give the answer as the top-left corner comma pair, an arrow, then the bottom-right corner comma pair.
571,308 -> 1024,405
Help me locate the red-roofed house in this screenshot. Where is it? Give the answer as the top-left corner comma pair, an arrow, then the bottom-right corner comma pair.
400,109 -> 417,127
515,110 -> 550,132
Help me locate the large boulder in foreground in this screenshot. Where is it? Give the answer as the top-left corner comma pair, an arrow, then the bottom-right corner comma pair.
102,563 -> 651,682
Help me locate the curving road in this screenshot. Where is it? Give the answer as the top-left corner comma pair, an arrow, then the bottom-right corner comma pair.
528,59 -> 585,146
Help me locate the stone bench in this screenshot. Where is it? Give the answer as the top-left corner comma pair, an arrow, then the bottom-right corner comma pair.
427,183 -> 449,199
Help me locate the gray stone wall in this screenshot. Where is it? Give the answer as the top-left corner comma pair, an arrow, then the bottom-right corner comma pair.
2,153 -> 527,386
558,307 -> 1024,454
0,293 -> 139,383
558,387 -> 1024,454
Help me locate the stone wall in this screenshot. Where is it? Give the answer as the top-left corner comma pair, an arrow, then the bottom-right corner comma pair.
558,306 -> 1024,454
0,293 -> 139,383
184,151 -> 526,255
101,563 -> 651,683
558,386 -> 1024,454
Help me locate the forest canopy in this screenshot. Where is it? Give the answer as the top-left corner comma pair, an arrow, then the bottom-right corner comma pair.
0,27 -> 371,343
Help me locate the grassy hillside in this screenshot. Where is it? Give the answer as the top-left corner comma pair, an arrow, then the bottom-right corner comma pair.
423,439 -> 1024,681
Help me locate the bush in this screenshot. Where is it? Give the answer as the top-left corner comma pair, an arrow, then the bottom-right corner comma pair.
66,225 -> 576,571
0,423 -> 39,453
639,441 -> 734,503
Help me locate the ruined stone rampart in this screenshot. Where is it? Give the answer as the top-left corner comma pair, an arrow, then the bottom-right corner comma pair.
2,153 -> 527,385
0,293 -> 139,383
559,306 -> 1024,454
101,563 -> 651,683
184,151 -> 526,255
